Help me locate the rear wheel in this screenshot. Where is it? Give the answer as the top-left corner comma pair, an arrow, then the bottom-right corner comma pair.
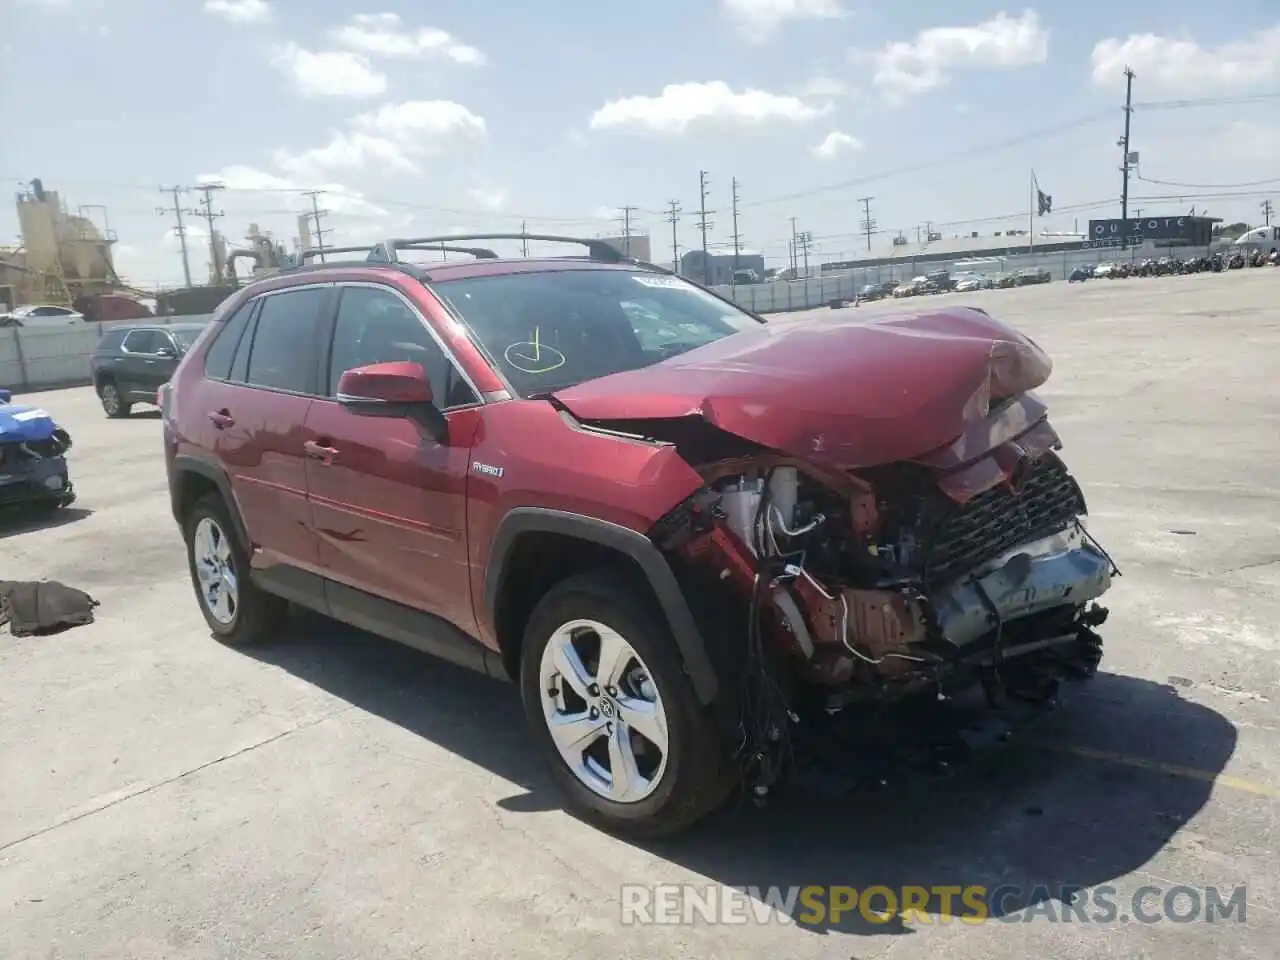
183,494 -> 287,646
520,572 -> 733,838
99,380 -> 131,419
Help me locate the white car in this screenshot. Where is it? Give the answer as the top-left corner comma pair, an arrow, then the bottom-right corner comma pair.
3,304 -> 85,328
953,273 -> 994,292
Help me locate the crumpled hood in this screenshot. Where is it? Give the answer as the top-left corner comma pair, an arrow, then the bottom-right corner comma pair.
0,402 -> 60,443
552,306 -> 1052,471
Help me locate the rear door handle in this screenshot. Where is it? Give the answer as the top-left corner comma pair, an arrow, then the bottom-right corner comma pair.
304,440 -> 339,463
208,410 -> 235,428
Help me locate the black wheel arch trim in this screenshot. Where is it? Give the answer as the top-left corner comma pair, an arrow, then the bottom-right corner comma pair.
170,453 -> 250,550
484,507 -> 719,704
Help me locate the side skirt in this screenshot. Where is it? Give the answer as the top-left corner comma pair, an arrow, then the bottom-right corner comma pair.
251,564 -> 510,682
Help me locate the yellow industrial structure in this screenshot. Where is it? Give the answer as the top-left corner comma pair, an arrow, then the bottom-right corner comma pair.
0,179 -> 125,311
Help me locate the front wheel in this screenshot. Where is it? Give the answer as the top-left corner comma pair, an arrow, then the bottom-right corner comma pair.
520,572 -> 733,838
99,380 -> 132,419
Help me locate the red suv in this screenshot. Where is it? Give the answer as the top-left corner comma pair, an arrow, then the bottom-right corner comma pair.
162,235 -> 1114,837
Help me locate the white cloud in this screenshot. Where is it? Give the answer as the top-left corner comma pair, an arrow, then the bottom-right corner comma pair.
467,184 -> 509,212
721,0 -> 846,42
270,43 -> 387,99
866,9 -> 1049,101
1091,26 -> 1280,93
328,12 -> 486,65
270,100 -> 486,180
811,130 -> 863,159
589,80 -> 827,135
799,75 -> 850,99
203,0 -> 272,24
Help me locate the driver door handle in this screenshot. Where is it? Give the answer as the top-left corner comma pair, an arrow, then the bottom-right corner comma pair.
208,410 -> 235,428
304,440 -> 339,464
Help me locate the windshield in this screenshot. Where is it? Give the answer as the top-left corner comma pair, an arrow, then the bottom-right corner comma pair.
431,268 -> 763,396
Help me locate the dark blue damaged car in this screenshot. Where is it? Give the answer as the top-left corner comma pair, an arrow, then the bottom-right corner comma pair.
0,388 -> 76,512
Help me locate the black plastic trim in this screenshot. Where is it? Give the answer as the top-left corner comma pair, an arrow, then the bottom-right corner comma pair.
484,507 -> 719,703
169,452 -> 250,549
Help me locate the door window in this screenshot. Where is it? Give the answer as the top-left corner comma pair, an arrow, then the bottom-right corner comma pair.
243,288 -> 328,393
328,286 -> 478,408
122,329 -> 162,354
203,302 -> 255,380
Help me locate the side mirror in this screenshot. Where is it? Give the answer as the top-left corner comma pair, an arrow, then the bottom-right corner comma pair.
337,361 -> 448,443
155,344 -> 177,358
0,388 -> 10,403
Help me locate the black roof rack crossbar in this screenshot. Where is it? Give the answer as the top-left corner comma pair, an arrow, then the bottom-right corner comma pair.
297,245 -> 379,262
370,233 -> 624,264
397,243 -> 500,259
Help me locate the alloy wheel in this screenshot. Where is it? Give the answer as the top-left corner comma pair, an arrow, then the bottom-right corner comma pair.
101,384 -> 119,416
538,618 -> 669,803
193,516 -> 238,625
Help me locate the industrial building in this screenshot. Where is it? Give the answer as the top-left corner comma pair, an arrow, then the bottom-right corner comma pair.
0,180 -> 122,312
680,247 -> 766,285
596,234 -> 652,262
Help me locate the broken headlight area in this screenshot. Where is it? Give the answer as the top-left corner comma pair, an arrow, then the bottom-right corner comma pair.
0,432 -> 76,509
652,450 -> 1118,801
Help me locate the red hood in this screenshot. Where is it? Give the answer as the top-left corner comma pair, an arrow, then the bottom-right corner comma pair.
551,306 -> 1052,471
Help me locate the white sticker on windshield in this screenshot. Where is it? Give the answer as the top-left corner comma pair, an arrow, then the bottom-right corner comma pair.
632,275 -> 687,289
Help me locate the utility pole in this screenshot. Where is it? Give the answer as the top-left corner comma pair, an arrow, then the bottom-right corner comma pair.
615,205 -> 638,257
302,190 -> 331,262
789,216 -> 799,273
858,196 -> 876,252
520,221 -> 529,256
1262,199 -> 1274,226
194,182 -> 226,283
729,177 -> 742,269
664,200 -> 681,273
157,185 -> 194,288
696,171 -> 715,284
1120,66 -> 1135,223
795,230 -> 812,275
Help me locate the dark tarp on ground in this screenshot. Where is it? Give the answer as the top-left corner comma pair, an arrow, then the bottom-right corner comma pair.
0,580 -> 98,636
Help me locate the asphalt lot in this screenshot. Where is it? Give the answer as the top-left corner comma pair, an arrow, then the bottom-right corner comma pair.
2,269 -> 1278,959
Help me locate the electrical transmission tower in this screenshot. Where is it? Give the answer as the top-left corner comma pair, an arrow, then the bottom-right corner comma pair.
858,196 -> 876,252
1261,199 -> 1274,227
157,185 -> 195,288
696,171 -> 715,284
729,177 -> 743,269
664,200 -> 682,273
195,182 -> 226,283
615,205 -> 639,257
302,190 -> 332,262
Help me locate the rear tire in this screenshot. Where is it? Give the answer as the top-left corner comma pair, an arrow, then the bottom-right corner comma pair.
183,493 -> 287,646
519,572 -> 734,838
99,380 -> 131,419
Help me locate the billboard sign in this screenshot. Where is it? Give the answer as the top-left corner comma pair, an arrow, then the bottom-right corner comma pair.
1085,217 -> 1214,248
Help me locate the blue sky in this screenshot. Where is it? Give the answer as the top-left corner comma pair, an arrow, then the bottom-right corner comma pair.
2,0 -> 1278,287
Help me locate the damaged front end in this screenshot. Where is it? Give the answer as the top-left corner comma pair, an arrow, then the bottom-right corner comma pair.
649,437 -> 1116,797
0,402 -> 76,512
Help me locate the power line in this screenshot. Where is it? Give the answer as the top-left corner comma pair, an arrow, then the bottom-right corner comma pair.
194,182 -> 226,283
1136,172 -> 1280,189
663,200 -> 681,273
615,205 -> 638,257
696,171 -> 714,285
156,185 -> 194,288
1135,91 -> 1280,110
1120,66 -> 1136,222
729,177 -> 742,268
857,196 -> 876,251
302,190 -> 331,262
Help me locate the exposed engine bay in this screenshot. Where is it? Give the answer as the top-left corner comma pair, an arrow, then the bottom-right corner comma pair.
649,407 -> 1118,800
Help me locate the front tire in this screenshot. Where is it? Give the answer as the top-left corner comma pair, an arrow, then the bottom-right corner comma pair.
183,494 -> 287,646
99,380 -> 131,419
519,572 -> 733,838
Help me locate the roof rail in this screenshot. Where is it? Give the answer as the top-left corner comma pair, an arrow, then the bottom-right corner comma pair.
370,233 -> 624,264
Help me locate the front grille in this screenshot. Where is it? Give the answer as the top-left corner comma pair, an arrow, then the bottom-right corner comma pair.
924,452 -> 1085,587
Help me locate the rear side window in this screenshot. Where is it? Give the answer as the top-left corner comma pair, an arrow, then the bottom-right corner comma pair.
96,329 -> 127,353
122,329 -> 162,354
243,288 -> 328,393
202,303 -> 254,380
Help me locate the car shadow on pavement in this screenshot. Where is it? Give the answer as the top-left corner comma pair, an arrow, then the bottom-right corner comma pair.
0,506 -> 93,540
250,611 -> 1235,939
